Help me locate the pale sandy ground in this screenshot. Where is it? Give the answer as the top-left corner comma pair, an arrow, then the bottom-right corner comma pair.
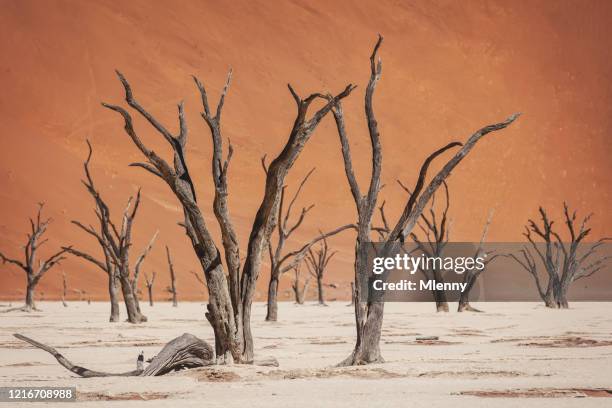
1,301 -> 611,407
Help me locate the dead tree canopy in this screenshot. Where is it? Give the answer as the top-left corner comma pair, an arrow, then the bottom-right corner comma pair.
103,62 -> 354,363
64,141 -> 157,323
407,181 -> 451,312
330,35 -> 519,366
510,203 -> 610,309
0,203 -> 69,312
305,237 -> 337,305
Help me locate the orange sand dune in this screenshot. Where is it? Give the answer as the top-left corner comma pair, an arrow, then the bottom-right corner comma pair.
0,0 -> 610,301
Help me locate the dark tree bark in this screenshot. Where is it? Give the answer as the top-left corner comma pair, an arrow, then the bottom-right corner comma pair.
330,35 -> 520,366
266,169 -> 315,321
61,271 -> 68,307
131,231 -> 158,313
510,203 -> 610,309
304,237 -> 337,305
458,209 -> 495,312
407,182 -> 451,312
165,246 -> 178,307
103,67 -> 354,362
291,264 -> 310,304
0,203 -> 69,312
144,271 -> 156,306
64,141 -> 155,323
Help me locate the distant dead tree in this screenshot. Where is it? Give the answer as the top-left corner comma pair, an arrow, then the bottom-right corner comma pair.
165,246 -> 178,307
265,167 -> 353,321
63,141 -> 157,323
458,209 -> 496,312
329,35 -> 519,365
103,63 -> 353,362
406,181 -> 451,312
61,271 -> 68,307
348,282 -> 355,306
509,203 -> 610,309
144,271 -> 156,307
291,264 -> 310,304
305,237 -> 337,305
130,232 -> 158,312
0,203 -> 69,312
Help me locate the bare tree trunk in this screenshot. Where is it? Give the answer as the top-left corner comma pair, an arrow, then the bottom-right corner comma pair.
61,272 -> 68,307
458,210 -> 494,313
145,271 -> 156,307
25,282 -> 36,311
118,271 -> 146,323
432,270 -> 449,312
266,275 -> 279,321
109,276 -> 120,322
291,266 -> 309,304
317,276 -> 325,305
458,273 -> 482,312
166,246 -> 178,307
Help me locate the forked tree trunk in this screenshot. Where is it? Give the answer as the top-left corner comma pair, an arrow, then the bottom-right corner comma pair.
105,68 -> 353,363
118,273 -> 146,323
331,36 -> 519,366
147,286 -> 154,306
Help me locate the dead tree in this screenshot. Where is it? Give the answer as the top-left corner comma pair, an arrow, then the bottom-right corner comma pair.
0,203 -> 69,311
144,271 -> 156,306
103,65 -> 353,362
130,231 -> 158,312
304,237 -> 337,305
265,169 -> 314,320
407,182 -> 451,312
165,246 -> 178,307
291,264 -> 310,304
510,203 -> 610,309
330,35 -> 519,365
349,282 -> 356,306
14,333 -> 214,377
458,209 -> 496,312
265,168 -> 354,320
61,271 -> 68,307
63,141 -> 156,323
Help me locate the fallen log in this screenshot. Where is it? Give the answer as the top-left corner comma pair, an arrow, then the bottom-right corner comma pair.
13,333 -> 214,377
